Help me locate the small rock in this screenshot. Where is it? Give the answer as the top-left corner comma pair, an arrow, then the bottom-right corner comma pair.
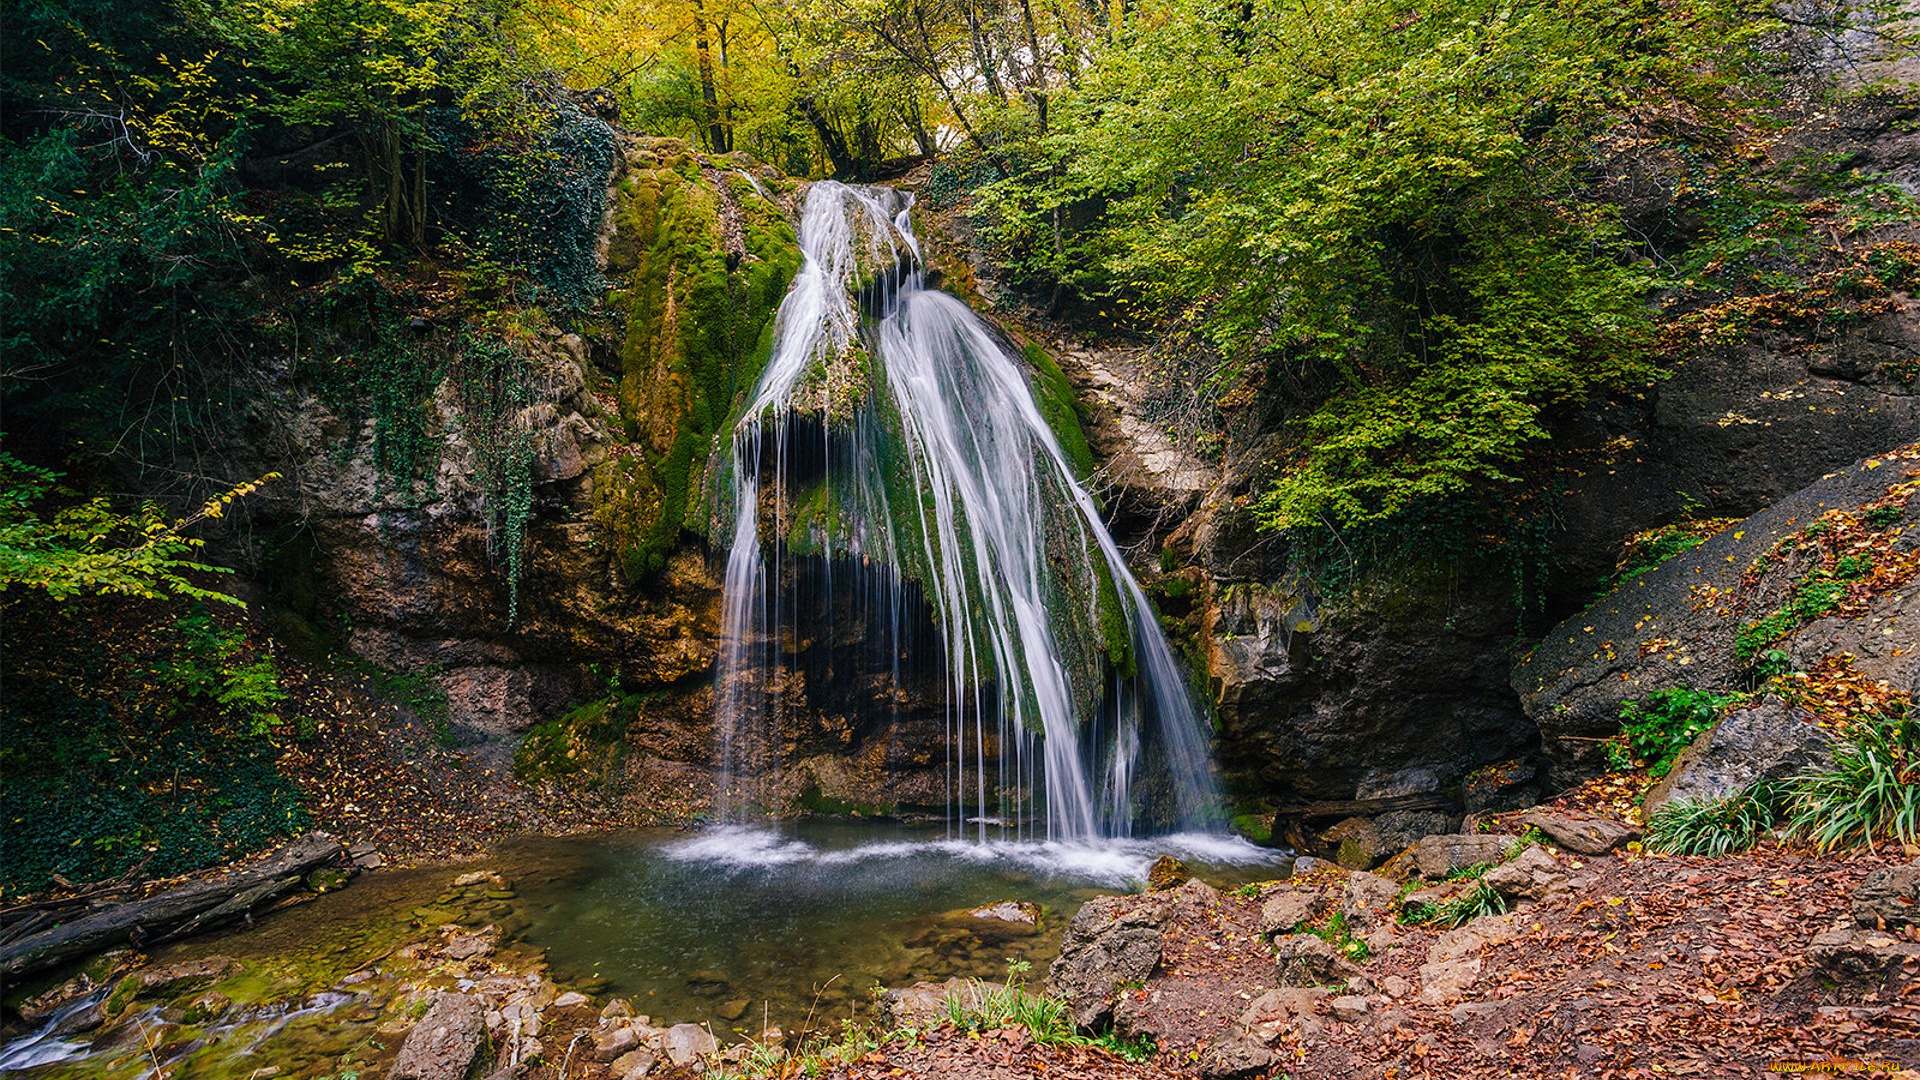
609,1049 -> 658,1080
1852,862 -> 1920,930
1258,889 -> 1326,936
1516,809 -> 1637,856
389,992 -> 486,1080
1409,834 -> 1510,879
137,956 -> 239,995
1272,934 -> 1359,987
306,868 -> 350,893
1148,855 -> 1192,890
966,900 -> 1041,925
1195,1031 -> 1275,1080
717,998 -> 749,1021
453,871 -> 492,887
1482,845 -> 1568,903
1330,995 -> 1369,1022
594,1025 -> 641,1062
1341,871 -> 1400,931
1450,1002 -> 1502,1024
661,1023 -> 718,1064
1378,975 -> 1411,999
552,991 -> 590,1009
879,979 -> 1003,1028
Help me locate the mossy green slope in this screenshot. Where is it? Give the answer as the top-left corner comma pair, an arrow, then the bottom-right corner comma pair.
596,139 -> 800,577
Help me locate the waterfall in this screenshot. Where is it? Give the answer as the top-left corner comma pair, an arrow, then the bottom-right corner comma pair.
713,181 -> 1219,841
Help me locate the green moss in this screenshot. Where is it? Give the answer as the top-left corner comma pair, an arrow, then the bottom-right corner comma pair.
513,696 -> 634,783
1020,342 -> 1097,482
595,140 -> 801,577
1230,812 -> 1273,844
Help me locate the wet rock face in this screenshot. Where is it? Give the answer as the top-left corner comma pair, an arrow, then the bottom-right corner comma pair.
1207,565 -> 1539,804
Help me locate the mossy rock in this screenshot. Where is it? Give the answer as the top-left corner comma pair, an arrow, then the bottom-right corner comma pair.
595,138 -> 801,578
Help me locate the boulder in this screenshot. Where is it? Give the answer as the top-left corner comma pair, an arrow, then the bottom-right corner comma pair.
1482,846 -> 1568,903
1048,895 -> 1169,1030
1409,834 -> 1510,879
1516,810 -> 1637,855
1810,924 -> 1920,978
1258,889 -> 1327,936
1341,871 -> 1400,932
1853,863 -> 1920,930
661,1023 -> 718,1065
1272,934 -> 1359,987
1644,697 -> 1833,813
389,992 -> 486,1080
1515,450 -> 1920,785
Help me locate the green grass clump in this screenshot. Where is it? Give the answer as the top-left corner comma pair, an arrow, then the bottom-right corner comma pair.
942,962 -> 1155,1062
1303,911 -> 1371,961
1735,557 -> 1872,660
1645,784 -> 1777,856
1785,706 -> 1920,852
1402,880 -> 1508,928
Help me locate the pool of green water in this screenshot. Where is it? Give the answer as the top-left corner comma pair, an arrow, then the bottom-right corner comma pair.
504,822 -> 1289,1037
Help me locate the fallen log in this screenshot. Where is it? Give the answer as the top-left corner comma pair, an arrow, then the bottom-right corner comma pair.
0,833 -> 344,984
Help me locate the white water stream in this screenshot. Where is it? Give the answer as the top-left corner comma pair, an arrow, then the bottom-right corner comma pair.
714,182 -> 1219,841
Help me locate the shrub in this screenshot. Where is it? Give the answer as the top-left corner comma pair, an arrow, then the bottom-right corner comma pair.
1645,784 -> 1778,856
1614,687 -> 1742,776
1785,706 -> 1920,852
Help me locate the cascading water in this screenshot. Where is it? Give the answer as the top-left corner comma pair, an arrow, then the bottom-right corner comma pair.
714,181 -> 1219,841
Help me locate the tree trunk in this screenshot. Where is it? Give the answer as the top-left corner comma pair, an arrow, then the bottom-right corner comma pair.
691,1 -> 730,153
0,834 -> 346,982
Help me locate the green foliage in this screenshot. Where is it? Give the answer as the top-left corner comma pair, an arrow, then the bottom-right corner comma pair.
1612,517 -> 1739,587
1304,911 -> 1371,962
1735,556 -> 1873,660
1612,687 -> 1742,776
0,452 -> 277,607
451,332 -> 536,619
941,961 -> 1155,1062
1402,880 -> 1508,929
972,0 -> 1763,537
0,598 -> 309,895
1785,705 -> 1920,853
1645,784 -> 1778,857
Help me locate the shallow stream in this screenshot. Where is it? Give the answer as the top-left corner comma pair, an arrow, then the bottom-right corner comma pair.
0,824 -> 1285,1078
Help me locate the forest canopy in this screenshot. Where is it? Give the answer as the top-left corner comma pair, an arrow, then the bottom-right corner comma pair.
1,0 -> 1905,566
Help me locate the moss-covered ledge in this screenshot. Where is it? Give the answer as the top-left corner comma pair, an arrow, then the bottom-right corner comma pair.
594,138 -> 801,578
